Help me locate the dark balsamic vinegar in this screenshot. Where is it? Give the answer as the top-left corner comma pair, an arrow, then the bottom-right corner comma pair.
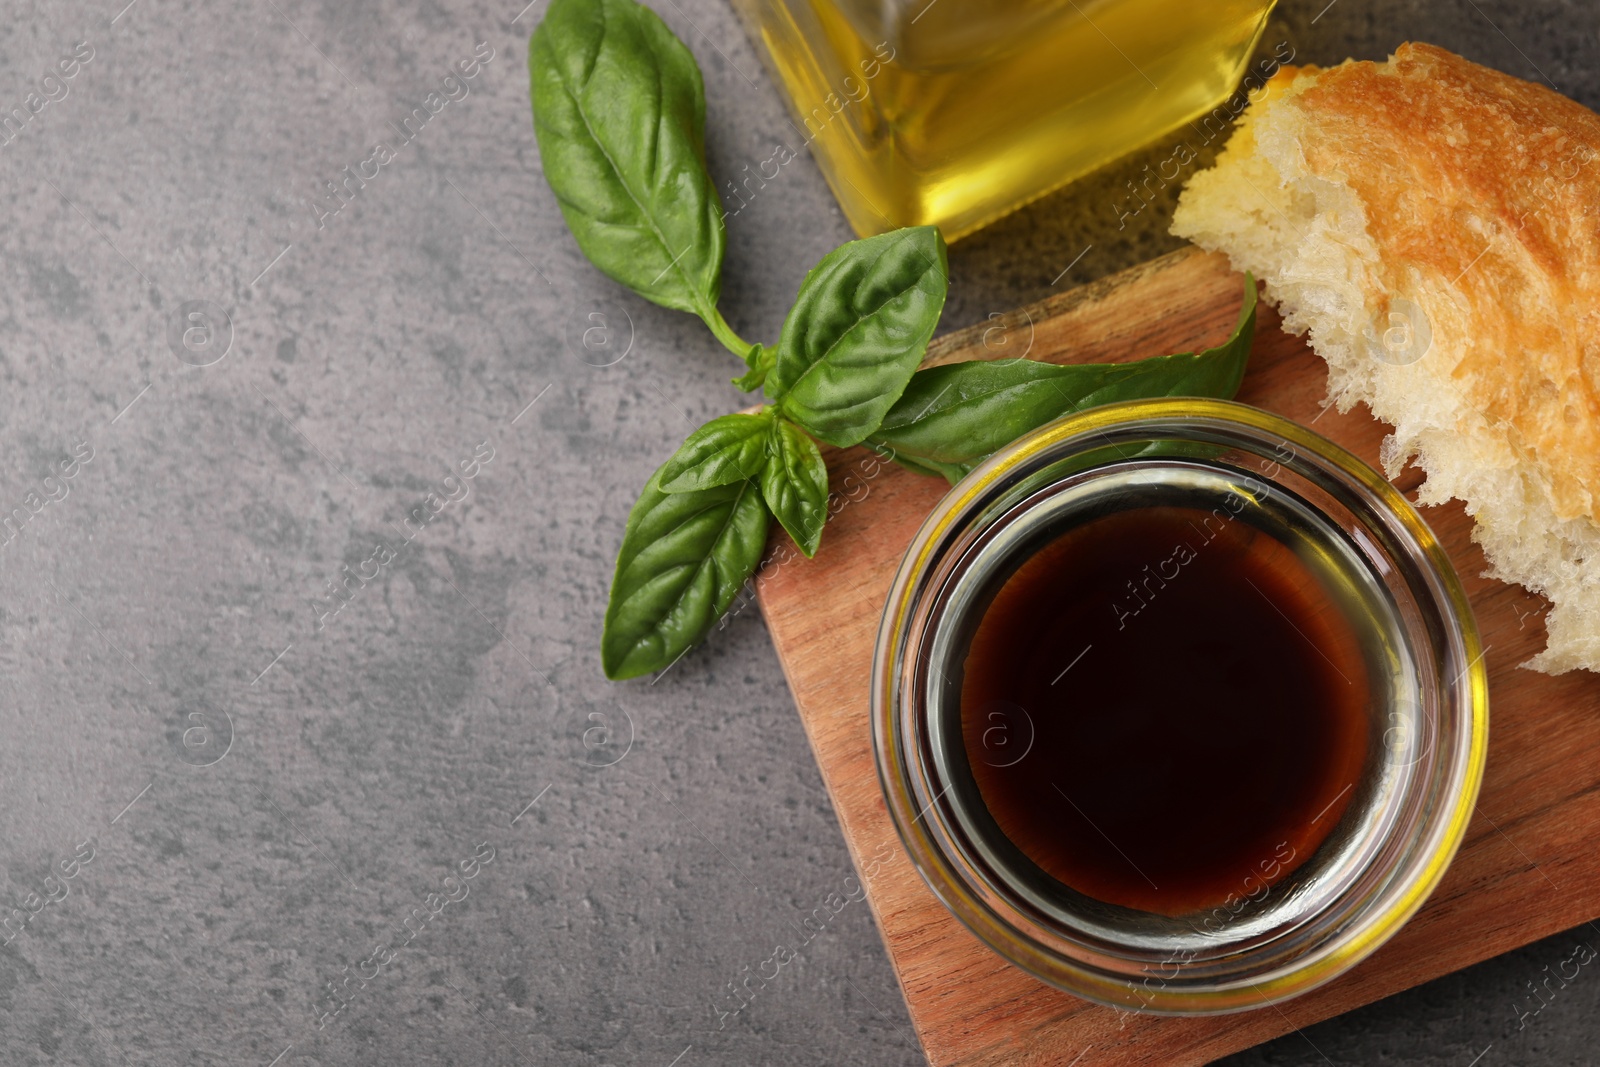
960,504 -> 1370,916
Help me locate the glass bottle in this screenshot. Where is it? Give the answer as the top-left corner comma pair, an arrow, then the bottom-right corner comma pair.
729,0 -> 1279,238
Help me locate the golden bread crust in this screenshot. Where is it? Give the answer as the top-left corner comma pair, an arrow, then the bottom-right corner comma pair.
1291,43 -> 1600,520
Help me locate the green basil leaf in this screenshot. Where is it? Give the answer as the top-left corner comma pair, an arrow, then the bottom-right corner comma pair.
870,275 -> 1256,483
883,450 -> 970,483
771,226 -> 948,448
530,0 -> 724,320
760,420 -> 829,557
602,469 -> 771,680
658,411 -> 773,493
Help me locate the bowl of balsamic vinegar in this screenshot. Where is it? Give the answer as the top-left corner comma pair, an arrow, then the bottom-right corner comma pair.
872,398 -> 1488,1014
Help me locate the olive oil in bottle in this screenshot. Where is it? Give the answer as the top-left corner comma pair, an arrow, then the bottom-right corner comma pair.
730,0 -> 1278,238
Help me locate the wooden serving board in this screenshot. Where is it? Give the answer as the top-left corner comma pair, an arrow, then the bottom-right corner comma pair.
752,248 -> 1600,1066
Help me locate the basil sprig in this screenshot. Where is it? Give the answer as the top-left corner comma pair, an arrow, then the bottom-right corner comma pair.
590,227 -> 949,679
529,0 -> 1259,680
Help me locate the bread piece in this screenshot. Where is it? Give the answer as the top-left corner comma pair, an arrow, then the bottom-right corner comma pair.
1172,42 -> 1600,674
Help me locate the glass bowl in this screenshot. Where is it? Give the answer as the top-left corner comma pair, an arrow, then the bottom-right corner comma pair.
871,397 -> 1488,1014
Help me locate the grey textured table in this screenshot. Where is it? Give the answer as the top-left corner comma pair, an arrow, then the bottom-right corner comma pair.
0,1 -> 1593,1064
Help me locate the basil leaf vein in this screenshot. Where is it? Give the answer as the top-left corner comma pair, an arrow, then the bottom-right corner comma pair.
530,0 -> 725,323
658,411 -> 774,493
770,226 -> 949,447
602,469 -> 771,680
760,420 -> 829,557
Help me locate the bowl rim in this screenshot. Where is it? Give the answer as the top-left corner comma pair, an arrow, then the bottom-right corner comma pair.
869,396 -> 1489,1014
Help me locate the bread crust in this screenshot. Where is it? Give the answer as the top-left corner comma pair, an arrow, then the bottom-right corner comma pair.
1173,43 -> 1600,672
1291,43 -> 1600,521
